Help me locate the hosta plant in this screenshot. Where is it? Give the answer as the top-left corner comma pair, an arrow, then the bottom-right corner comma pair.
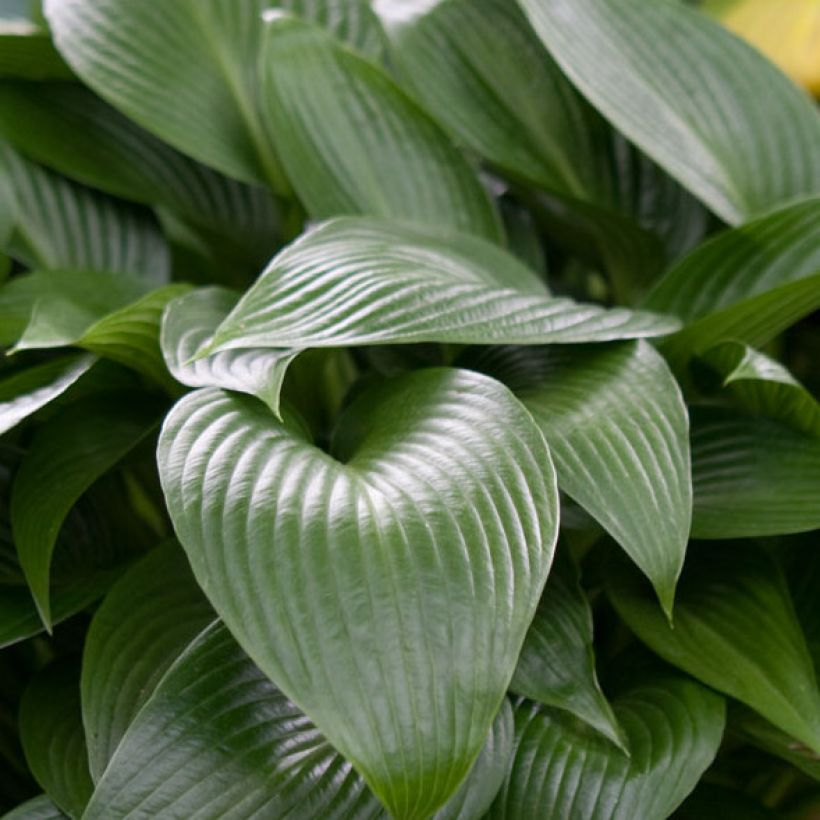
0,0 -> 819,818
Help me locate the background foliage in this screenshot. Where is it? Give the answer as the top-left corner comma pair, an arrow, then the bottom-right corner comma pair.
0,0 -> 819,817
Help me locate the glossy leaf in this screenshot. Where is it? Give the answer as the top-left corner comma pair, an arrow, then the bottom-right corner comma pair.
607,541 -> 820,753
0,354 -> 96,437
84,621 -> 515,820
695,341 -> 820,436
158,369 -> 558,817
517,0 -> 820,223
11,393 -> 161,627
691,407 -> 820,538
487,667 -> 725,819
44,0 -> 287,190
1,795 -> 66,820
1,145 -> 169,282
18,660 -> 92,818
81,542 -> 214,782
203,218 -> 679,356
260,15 -> 502,240
0,269 -> 149,349
161,287 -> 297,416
463,340 -> 690,614
510,548 -> 624,749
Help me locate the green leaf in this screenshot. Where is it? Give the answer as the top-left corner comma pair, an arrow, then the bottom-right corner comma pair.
1,145 -> 170,281
44,0 -> 288,191
0,354 -> 96,437
645,199 -> 820,321
0,269 -> 150,349
487,666 -> 725,820
607,541 -> 820,754
18,660 -> 92,818
516,0 -> 820,223
81,542 -> 214,782
376,0 -> 707,278
203,218 -> 679,356
0,2 -> 71,80
462,340 -> 691,614
1,795 -> 67,820
690,407 -> 820,538
158,368 -> 558,817
84,621 -> 515,820
0,82 -> 282,275
259,15 -> 502,240
161,287 -> 297,416
510,548 -> 624,750
695,341 -> 820,436
11,393 -> 161,628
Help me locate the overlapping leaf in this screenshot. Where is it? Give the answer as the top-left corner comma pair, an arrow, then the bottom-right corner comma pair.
0,354 -> 96,437
158,369 -> 558,817
18,661 -> 92,818
260,15 -> 502,240
607,542 -> 820,753
517,0 -> 820,223
202,218 -> 679,356
161,288 -> 296,415
690,407 -> 820,537
11,393 -> 161,627
0,83 -> 282,275
510,548 -> 623,749
487,666 -> 725,819
81,543 -> 214,781
1,145 -> 169,281
84,621 -> 515,820
2,795 -> 66,819
463,340 -> 691,614
695,341 -> 820,436
0,1 -> 71,80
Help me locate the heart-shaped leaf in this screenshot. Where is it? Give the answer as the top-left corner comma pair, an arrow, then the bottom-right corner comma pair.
510,548 -> 624,749
691,407 -> 820,538
607,541 -> 820,753
260,14 -> 502,240
517,0 -> 820,223
0,354 -> 96,437
84,621 -> 515,820
487,664 -> 725,819
18,660 -> 92,818
462,340 -> 691,615
202,217 -> 679,356
2,144 -> 169,282
11,392 -> 161,627
161,287 -> 297,416
158,368 -> 558,817
81,542 -> 214,782
695,341 -> 820,436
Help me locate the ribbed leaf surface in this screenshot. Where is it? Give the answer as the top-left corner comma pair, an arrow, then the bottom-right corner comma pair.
161,287 -> 296,415
260,15 -> 501,240
204,218 -> 679,355
691,408 -> 820,537
488,669 -> 725,819
84,621 -> 515,820
0,354 -> 96,437
11,393 -> 161,627
81,543 -> 214,782
517,0 -> 820,223
1,145 -> 169,281
158,369 -> 558,818
18,661 -> 92,818
696,341 -> 820,436
1,795 -> 66,819
463,340 -> 690,614
510,549 -> 623,749
608,542 -> 820,753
